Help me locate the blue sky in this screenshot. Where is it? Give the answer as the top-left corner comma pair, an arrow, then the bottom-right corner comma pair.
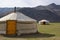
0,0 -> 60,7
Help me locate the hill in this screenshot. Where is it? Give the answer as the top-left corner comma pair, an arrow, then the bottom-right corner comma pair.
18,3 -> 60,22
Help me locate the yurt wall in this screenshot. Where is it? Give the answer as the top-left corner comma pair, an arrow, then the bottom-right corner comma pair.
16,21 -> 37,33
0,21 -> 6,34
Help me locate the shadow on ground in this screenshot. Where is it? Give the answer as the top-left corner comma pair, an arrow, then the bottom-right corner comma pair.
3,33 -> 55,38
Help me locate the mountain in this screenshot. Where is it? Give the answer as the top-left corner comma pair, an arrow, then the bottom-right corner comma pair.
18,3 -> 60,22
18,8 -> 60,22
0,3 -> 60,22
48,3 -> 60,9
0,8 -> 14,17
0,7 -> 20,17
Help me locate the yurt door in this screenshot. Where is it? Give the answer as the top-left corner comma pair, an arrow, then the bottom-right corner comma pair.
6,20 -> 16,35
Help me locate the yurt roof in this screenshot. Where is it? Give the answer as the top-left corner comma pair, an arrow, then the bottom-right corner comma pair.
39,20 -> 49,22
0,12 -> 36,22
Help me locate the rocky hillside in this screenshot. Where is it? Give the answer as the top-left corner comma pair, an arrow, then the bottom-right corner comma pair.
18,3 -> 60,22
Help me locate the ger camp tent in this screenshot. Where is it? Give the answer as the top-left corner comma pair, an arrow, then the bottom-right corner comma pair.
39,20 -> 49,25
0,12 -> 38,36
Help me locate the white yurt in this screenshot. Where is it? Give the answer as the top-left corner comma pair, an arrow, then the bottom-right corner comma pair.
39,19 -> 49,25
0,8 -> 38,36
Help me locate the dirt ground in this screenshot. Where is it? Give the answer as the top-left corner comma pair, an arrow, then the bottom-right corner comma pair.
0,34 -> 60,40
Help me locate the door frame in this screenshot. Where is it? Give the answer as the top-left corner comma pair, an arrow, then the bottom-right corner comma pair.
6,20 -> 17,35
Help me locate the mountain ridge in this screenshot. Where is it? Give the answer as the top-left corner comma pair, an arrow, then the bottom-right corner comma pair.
0,3 -> 60,22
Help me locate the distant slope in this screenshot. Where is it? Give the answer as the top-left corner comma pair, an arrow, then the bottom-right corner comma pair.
0,8 -> 14,17
0,7 -> 20,18
18,8 -> 60,22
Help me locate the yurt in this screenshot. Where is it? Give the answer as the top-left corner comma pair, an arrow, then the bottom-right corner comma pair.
39,20 -> 49,25
0,8 -> 38,36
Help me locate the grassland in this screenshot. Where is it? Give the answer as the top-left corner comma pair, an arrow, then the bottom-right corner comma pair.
0,23 -> 60,40
38,23 -> 60,37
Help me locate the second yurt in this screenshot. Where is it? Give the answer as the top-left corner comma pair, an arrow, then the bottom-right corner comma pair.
39,19 -> 49,25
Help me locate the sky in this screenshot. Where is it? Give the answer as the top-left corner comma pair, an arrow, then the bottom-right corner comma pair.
0,0 -> 60,7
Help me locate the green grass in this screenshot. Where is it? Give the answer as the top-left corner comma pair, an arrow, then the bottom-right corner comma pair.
38,23 -> 60,37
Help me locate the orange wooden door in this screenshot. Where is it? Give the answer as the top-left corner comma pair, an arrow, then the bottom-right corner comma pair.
6,20 -> 16,35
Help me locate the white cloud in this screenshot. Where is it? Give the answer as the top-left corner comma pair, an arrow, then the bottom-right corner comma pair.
0,0 -> 60,7
0,0 -> 30,7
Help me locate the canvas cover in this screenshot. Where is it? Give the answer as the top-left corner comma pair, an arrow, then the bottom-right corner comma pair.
0,12 -> 36,22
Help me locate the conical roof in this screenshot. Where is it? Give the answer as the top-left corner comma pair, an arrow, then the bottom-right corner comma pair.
0,12 -> 36,22
39,20 -> 49,22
